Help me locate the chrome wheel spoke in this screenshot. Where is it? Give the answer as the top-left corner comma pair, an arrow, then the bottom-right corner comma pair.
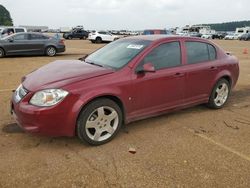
107,111 -> 117,121
86,120 -> 97,129
93,130 -> 102,141
106,125 -> 115,134
97,107 -> 105,117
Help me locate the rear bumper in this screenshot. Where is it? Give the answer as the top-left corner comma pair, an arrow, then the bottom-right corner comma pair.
57,45 -> 66,53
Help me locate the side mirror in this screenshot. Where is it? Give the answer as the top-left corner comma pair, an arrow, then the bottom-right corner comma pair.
137,62 -> 156,73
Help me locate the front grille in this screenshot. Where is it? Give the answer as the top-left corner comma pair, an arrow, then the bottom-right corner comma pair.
14,85 -> 28,103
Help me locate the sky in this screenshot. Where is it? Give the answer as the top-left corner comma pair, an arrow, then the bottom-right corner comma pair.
0,0 -> 250,30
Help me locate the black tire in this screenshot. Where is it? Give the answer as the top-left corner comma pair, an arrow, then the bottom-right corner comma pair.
77,98 -> 123,145
68,36 -> 72,40
207,78 -> 231,109
45,46 -> 57,57
0,48 -> 5,58
95,37 -> 102,44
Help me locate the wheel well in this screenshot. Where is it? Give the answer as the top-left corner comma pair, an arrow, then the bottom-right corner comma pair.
76,95 -> 126,131
220,75 -> 232,86
0,47 -> 5,55
96,37 -> 102,40
45,45 -> 57,53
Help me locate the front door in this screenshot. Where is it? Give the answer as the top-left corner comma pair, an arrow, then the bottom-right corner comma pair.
130,41 -> 185,118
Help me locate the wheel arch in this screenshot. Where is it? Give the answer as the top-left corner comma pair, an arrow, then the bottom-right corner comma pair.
75,94 -> 126,135
0,47 -> 5,56
45,45 -> 57,53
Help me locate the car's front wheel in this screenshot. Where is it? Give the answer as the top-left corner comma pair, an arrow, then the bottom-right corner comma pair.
77,98 -> 123,145
95,37 -> 102,44
45,46 -> 57,57
207,78 -> 230,109
0,48 -> 5,58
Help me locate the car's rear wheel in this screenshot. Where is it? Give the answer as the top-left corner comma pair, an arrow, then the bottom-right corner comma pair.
95,37 -> 102,44
207,79 -> 230,109
45,46 -> 57,57
68,36 -> 72,40
77,98 -> 122,145
0,48 -> 5,58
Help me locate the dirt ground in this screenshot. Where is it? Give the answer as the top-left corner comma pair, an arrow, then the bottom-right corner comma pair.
0,39 -> 250,188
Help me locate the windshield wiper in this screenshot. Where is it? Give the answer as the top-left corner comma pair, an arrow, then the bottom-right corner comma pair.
85,61 -> 103,67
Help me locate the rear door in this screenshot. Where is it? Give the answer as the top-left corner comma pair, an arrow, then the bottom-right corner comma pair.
183,40 -> 219,103
28,33 -> 47,54
130,41 -> 186,118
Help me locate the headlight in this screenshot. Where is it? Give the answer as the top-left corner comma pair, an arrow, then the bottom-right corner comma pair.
30,89 -> 69,107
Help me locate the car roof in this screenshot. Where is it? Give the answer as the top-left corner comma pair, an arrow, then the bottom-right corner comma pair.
123,34 -> 209,42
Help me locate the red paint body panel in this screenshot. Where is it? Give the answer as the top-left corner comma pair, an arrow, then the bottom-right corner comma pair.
11,36 -> 239,137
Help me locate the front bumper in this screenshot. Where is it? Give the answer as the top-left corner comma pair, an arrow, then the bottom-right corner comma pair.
10,92 -> 78,137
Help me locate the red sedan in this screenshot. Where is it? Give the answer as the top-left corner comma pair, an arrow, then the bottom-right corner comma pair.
11,35 -> 239,145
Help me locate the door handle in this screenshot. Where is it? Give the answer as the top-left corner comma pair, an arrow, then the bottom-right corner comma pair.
209,66 -> 218,70
172,72 -> 185,78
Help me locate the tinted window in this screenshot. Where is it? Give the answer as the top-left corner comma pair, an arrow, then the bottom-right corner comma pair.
186,42 -> 216,64
15,28 -> 25,33
99,31 -> 108,35
142,42 -> 181,70
30,34 -> 47,40
13,34 -> 28,40
208,44 -> 216,60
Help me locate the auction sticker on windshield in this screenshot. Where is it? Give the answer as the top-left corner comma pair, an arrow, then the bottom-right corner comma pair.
127,44 -> 144,49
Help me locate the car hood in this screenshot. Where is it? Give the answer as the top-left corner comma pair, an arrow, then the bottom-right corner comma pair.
22,60 -> 114,91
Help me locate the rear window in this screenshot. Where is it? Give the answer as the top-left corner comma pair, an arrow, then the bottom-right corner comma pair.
30,34 -> 48,40
15,28 -> 25,33
185,42 -> 217,64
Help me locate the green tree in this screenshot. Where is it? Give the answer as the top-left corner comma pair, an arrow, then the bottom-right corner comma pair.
0,5 -> 13,26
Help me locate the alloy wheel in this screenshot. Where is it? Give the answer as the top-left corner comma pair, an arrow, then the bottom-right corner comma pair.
85,106 -> 119,142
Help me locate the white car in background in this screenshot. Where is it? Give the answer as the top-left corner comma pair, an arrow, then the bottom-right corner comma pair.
201,34 -> 213,39
224,33 -> 240,40
88,31 -> 119,43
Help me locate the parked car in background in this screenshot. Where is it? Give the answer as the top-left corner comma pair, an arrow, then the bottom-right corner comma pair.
212,32 -> 227,39
143,29 -> 167,35
63,30 -> 89,40
201,34 -> 213,39
88,31 -> 119,43
11,35 -> 239,145
224,33 -> 240,40
239,33 -> 250,41
0,32 -> 65,58
0,27 -> 27,38
189,32 -> 202,37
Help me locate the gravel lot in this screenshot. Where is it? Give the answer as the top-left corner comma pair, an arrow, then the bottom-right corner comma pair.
0,39 -> 250,188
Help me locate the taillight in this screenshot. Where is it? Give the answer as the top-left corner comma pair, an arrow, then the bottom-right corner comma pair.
59,39 -> 65,45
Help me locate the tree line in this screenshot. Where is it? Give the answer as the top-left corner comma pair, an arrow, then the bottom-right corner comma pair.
0,4 -> 13,26
202,20 -> 250,31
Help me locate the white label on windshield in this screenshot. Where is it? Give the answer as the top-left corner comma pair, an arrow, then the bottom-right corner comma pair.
127,44 -> 144,49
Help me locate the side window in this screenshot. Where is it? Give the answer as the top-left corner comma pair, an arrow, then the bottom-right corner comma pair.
186,42 -> 216,64
15,28 -> 25,33
142,42 -> 181,70
30,34 -> 45,40
13,34 -> 28,40
208,44 -> 216,60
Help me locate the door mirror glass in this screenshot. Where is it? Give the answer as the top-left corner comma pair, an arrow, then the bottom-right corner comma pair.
143,62 -> 155,72
137,62 -> 155,73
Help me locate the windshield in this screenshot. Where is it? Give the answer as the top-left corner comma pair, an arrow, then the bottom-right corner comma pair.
85,39 -> 151,69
